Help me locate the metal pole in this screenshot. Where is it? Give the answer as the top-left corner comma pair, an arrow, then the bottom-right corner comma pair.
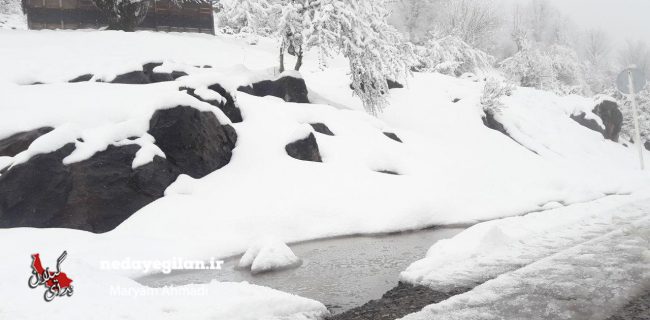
628,70 -> 645,170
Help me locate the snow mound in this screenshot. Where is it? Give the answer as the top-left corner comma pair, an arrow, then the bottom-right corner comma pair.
239,238 -> 302,274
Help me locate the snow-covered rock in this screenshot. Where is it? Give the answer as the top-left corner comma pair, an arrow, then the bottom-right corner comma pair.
238,73 -> 310,103
239,238 -> 302,274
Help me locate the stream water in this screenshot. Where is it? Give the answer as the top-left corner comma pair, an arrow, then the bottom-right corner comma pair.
138,227 -> 464,314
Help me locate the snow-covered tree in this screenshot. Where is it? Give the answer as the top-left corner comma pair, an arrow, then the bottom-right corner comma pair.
414,35 -> 495,76
389,0 -> 438,43
93,0 -> 151,31
481,77 -> 515,115
275,0 -> 412,115
217,0 -> 283,36
499,42 -> 586,95
436,0 -> 501,52
619,40 -> 650,76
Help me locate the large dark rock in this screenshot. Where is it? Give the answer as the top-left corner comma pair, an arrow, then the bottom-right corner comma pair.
387,79 -> 404,89
68,74 -> 93,83
0,144 -> 75,229
0,127 -> 54,157
0,105 -> 238,233
593,100 -> 623,142
329,282 -> 471,320
182,84 -> 243,123
286,133 -> 322,162
645,141 -> 650,151
0,144 -> 180,232
111,71 -> 151,84
571,112 -> 605,135
571,100 -> 623,142
238,76 -> 309,103
148,106 -> 237,178
310,123 -> 334,136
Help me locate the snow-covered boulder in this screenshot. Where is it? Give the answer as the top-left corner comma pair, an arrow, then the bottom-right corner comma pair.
181,83 -> 243,123
571,97 -> 623,142
239,239 -> 302,274
0,105 -> 237,233
238,74 -> 309,103
570,112 -> 605,136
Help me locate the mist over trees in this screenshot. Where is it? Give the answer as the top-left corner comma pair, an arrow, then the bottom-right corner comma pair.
218,0 -> 412,115
216,0 -> 649,126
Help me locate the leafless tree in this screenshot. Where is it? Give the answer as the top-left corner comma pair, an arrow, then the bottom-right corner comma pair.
619,40 -> 650,76
440,0 -> 501,51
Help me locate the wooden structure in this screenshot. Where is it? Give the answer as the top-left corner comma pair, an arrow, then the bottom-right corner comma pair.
22,0 -> 215,34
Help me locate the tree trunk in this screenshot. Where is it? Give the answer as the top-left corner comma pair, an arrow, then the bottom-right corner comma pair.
279,44 -> 285,73
294,49 -> 303,71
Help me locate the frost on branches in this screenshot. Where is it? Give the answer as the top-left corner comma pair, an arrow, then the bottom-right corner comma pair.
93,0 -> 151,31
481,77 -> 515,115
217,0 -> 282,36
221,0 -> 411,115
275,0 -> 413,115
606,87 -> 650,145
499,42 -> 587,96
414,35 -> 495,76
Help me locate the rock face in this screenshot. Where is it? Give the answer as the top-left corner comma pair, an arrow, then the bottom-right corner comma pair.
0,144 -> 180,232
571,100 -> 623,142
68,74 -> 93,83
180,84 -> 243,123
0,127 -> 54,157
593,100 -> 623,142
0,105 -> 237,233
329,282 -> 471,320
66,63 -> 188,84
570,112 -> 605,135
387,79 -> 404,89
143,62 -> 188,83
149,106 -> 237,179
238,76 -> 310,103
383,132 -> 402,143
286,133 -> 322,162
310,123 -> 334,136
482,110 -> 509,137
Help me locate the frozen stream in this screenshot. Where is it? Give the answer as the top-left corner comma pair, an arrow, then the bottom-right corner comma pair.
138,228 -> 464,314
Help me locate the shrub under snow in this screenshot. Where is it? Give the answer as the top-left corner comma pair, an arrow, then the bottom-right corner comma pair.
414,36 -> 495,76
480,77 -> 515,115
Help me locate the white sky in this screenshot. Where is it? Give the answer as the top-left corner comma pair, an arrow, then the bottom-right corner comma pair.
545,0 -> 650,43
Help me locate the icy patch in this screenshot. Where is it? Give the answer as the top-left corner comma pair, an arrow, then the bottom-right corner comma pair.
239,238 -> 302,274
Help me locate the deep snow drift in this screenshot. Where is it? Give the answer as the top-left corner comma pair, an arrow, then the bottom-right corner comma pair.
0,30 -> 649,319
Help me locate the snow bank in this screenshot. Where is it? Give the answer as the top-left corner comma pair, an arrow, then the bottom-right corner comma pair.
401,195 -> 650,320
239,238 -> 301,274
0,30 -> 649,319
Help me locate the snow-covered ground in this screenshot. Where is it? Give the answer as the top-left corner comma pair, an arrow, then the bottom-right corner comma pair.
0,30 -> 649,319
401,194 -> 650,320
0,0 -> 26,30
